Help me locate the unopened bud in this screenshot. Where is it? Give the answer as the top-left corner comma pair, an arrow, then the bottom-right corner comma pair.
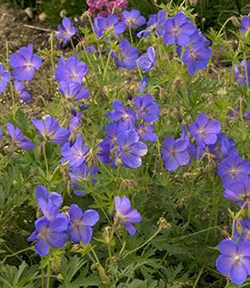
231,16 -> 241,28
158,217 -> 172,229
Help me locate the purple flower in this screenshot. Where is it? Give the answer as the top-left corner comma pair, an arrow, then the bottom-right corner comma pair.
234,60 -> 250,87
114,39 -> 139,69
69,163 -> 98,196
223,179 -> 250,208
115,196 -> 142,235
56,17 -> 76,45
10,44 -> 42,81
36,185 -> 63,219
208,133 -> 238,162
138,47 -> 156,72
32,116 -> 70,145
122,9 -> 146,29
182,44 -> 212,74
14,81 -> 31,102
136,124 -> 157,142
94,14 -> 125,38
0,63 -> 11,93
107,100 -> 137,131
61,134 -> 89,168
7,122 -> 35,150
59,82 -> 90,101
117,130 -> 148,168
68,204 -> 99,243
161,136 -> 190,172
237,219 -> 250,242
162,12 -> 196,46
217,155 -> 250,188
216,239 -> 250,284
188,113 -> 221,148
28,214 -> 69,256
55,55 -> 88,85
69,110 -> 82,133
133,93 -> 160,123
241,16 -> 250,36
137,10 -> 167,38
138,76 -> 148,94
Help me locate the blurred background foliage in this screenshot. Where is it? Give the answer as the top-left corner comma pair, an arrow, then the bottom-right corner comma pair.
2,0 -> 250,31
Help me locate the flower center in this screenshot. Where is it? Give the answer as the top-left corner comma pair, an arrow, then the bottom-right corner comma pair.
172,26 -> 180,35
230,167 -> 238,176
39,227 -> 50,241
73,219 -> 84,232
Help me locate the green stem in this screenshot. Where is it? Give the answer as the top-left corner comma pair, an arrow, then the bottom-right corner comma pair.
42,141 -> 49,179
129,26 -> 133,44
41,268 -> 44,288
103,49 -> 113,81
137,63 -> 143,80
122,226 -> 162,259
193,265 -> 205,288
50,33 -> 55,76
46,258 -> 51,288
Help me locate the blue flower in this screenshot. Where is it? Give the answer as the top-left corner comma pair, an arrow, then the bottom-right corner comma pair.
161,136 -> 190,172
216,239 -> 250,285
28,214 -> 69,256
10,44 -> 42,81
32,116 -> 70,145
56,17 -> 76,45
138,47 -> 156,72
107,100 -> 137,131
7,122 -> 35,150
234,60 -> 250,86
61,134 -> 89,168
138,76 -> 148,94
94,14 -> 125,38
14,81 -> 31,102
241,16 -> 250,36
55,55 -> 88,85
115,196 -> 142,235
68,204 -> 99,243
137,10 -> 167,38
217,155 -> 250,188
162,12 -> 196,46
69,163 -> 98,196
188,113 -> 221,148
223,179 -> 250,208
133,93 -> 160,123
117,130 -> 148,168
182,44 -> 212,74
0,63 -> 11,93
35,185 -> 63,219
114,39 -> 139,69
59,82 -> 89,101
136,124 -> 157,142
208,133 -> 238,162
69,110 -> 82,133
122,9 -> 146,29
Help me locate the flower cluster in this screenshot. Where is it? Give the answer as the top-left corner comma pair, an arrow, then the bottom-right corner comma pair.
28,185 -> 99,255
28,186 -> 141,256
98,95 -> 160,168
55,55 -> 90,101
87,0 -> 128,17
161,113 -> 222,171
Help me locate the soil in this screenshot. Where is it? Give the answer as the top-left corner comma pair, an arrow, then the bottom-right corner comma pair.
0,2 -> 52,58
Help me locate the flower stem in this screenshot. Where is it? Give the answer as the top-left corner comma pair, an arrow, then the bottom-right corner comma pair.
46,258 -> 51,288
103,49 -> 113,82
42,141 -> 49,179
122,226 -> 162,259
